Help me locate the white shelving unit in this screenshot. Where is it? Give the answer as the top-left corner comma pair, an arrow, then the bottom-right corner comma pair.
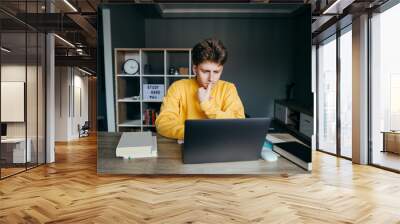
114,48 -> 193,132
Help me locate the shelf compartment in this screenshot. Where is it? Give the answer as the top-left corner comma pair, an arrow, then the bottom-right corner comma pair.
117,103 -> 141,128
117,77 -> 140,100
114,49 -> 140,75
142,102 -> 160,126
141,50 -> 165,75
142,77 -> 165,101
166,50 -> 191,76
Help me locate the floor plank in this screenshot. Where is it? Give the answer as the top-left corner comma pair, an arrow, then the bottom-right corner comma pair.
0,134 -> 400,223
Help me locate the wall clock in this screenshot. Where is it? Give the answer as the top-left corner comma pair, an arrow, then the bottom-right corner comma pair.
122,59 -> 139,75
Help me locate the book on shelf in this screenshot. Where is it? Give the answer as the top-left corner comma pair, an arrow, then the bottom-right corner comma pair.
143,109 -> 158,125
116,131 -> 157,159
273,141 -> 312,171
144,110 -> 149,125
151,110 -> 156,125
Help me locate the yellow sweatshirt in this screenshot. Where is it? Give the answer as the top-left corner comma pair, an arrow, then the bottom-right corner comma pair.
155,79 -> 245,140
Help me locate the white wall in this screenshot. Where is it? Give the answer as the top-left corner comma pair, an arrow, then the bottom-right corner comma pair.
1,63 -> 46,164
55,67 -> 69,141
1,65 -> 27,140
1,65 -> 38,138
71,72 -> 89,138
55,67 -> 89,141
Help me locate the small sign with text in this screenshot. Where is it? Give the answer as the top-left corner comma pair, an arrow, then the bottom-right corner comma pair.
143,84 -> 164,101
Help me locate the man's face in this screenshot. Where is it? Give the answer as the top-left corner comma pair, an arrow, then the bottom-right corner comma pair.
193,61 -> 223,89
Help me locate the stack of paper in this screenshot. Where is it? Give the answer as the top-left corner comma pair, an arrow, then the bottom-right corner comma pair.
266,133 -> 300,144
116,132 -> 157,159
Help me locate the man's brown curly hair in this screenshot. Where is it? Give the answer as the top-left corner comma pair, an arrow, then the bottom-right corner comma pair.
192,38 -> 228,66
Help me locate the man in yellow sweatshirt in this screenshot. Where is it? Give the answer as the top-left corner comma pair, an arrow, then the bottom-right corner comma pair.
155,38 -> 245,140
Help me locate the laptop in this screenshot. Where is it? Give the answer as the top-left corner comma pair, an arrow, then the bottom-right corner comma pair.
183,118 -> 271,164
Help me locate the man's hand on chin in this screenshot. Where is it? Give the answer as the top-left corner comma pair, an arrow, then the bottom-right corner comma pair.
198,83 -> 213,103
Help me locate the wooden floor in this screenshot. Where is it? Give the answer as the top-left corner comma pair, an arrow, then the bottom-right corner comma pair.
1,167 -> 26,178
1,135 -> 400,223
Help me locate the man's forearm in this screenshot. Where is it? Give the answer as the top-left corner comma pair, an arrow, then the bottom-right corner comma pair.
199,100 -> 244,119
155,118 -> 184,139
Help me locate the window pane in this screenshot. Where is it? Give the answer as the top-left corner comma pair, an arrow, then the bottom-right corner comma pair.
27,31 -> 38,169
340,29 -> 352,158
1,31 -> 28,178
38,32 -> 46,165
318,36 -> 337,154
371,3 -> 400,171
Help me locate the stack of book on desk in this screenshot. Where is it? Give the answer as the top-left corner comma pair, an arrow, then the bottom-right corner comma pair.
116,132 -> 157,159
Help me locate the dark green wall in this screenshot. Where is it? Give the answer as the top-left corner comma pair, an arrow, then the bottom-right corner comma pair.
97,4 -> 312,130
97,5 -> 146,131
145,18 -> 294,117
292,7 -> 312,109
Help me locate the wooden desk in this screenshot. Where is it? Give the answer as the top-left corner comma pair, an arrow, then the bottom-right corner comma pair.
1,138 -> 31,164
97,132 -> 307,175
382,131 -> 400,154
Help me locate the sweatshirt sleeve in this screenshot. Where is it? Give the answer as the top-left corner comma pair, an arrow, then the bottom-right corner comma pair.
155,83 -> 185,140
199,83 -> 245,119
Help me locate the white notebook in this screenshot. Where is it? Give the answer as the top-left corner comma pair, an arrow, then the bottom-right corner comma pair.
116,132 -> 157,159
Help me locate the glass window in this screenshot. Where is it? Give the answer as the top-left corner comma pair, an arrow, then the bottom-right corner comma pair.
1,31 -> 28,177
27,30 -> 39,169
0,1 -> 46,179
38,32 -> 46,165
371,2 -> 400,171
339,28 -> 352,158
318,35 -> 337,155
